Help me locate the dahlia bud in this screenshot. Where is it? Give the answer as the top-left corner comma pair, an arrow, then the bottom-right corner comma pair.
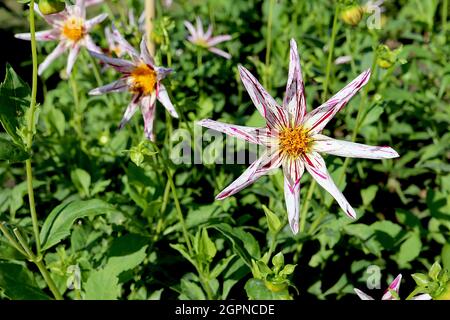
38,0 -> 66,15
340,5 -> 364,26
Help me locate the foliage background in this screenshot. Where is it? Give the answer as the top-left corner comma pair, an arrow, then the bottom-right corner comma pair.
0,0 -> 449,300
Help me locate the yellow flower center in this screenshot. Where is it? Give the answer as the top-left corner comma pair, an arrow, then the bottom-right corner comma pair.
194,38 -> 209,48
62,17 -> 85,42
278,126 -> 312,158
130,63 -> 157,95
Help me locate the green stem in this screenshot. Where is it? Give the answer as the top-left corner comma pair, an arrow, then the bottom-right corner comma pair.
26,0 -> 41,254
322,5 -> 340,101
69,70 -> 83,139
264,0 -> 276,90
0,223 -> 28,257
151,143 -> 193,254
443,0 -> 448,33
86,51 -> 103,87
298,179 -> 316,234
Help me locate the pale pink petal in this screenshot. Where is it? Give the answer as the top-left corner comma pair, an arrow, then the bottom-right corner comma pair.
195,17 -> 204,38
204,24 -> 213,39
284,39 -> 307,126
89,79 -> 128,95
208,47 -> 231,60
111,25 -> 139,61
411,294 -> 432,300
74,0 -> 86,18
38,42 -> 67,76
88,50 -> 135,73
119,94 -> 142,129
238,65 -> 288,129
283,159 -> 304,234
15,29 -> 59,41
313,134 -> 399,159
207,35 -> 232,46
139,38 -> 155,67
66,44 -> 81,75
85,0 -> 104,6
83,35 -> 102,53
85,13 -> 108,31
197,119 -> 266,145
382,274 -> 402,300
155,67 -> 173,81
216,150 -> 283,200
157,84 -> 178,118
34,3 -> 67,25
302,152 -> 356,219
303,69 -> 371,134
141,94 -> 157,140
354,288 -> 374,300
184,20 -> 198,38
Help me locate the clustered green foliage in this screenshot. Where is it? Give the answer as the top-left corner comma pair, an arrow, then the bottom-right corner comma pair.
0,0 -> 449,300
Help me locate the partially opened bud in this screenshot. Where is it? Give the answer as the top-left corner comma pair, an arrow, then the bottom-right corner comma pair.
340,5 -> 364,26
38,0 -> 66,15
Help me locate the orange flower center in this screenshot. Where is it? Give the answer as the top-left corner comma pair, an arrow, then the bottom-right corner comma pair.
129,63 -> 157,95
278,126 -> 312,157
62,17 -> 85,42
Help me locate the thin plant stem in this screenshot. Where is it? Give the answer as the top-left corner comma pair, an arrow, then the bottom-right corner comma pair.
0,223 -> 28,257
26,0 -> 41,254
69,70 -> 83,139
443,0 -> 448,33
264,0 -> 276,90
86,51 -> 103,87
298,179 -> 317,234
322,5 -> 340,101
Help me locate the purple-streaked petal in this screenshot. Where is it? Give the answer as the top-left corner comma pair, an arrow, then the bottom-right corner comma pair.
382,274 -> 402,300
207,35 -> 232,46
111,24 -> 139,61
302,152 -> 356,219
208,47 -> 231,60
38,42 -> 67,76
282,159 -> 305,234
312,134 -> 399,159
88,50 -> 135,73
411,294 -> 432,300
15,29 -> 59,41
238,65 -> 288,129
85,13 -> 108,31
72,0 -> 86,19
204,24 -> 213,39
141,94 -> 157,140
284,39 -> 307,126
66,44 -> 81,75
197,119 -> 266,145
195,17 -> 204,38
303,69 -> 371,134
354,289 -> 374,300
184,20 -> 197,38
216,150 -> 283,200
139,38 -> 155,67
119,94 -> 142,129
155,67 -> 173,81
157,84 -> 178,118
89,79 -> 128,95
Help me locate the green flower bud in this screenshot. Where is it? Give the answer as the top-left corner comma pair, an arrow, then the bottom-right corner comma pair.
340,5 -> 364,26
38,0 -> 66,15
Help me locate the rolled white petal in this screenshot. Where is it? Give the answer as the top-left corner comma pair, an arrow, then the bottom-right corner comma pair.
238,65 -> 288,129
15,30 -> 59,42
208,47 -> 231,60
111,24 -> 139,61
141,94 -> 157,140
157,84 -> 178,118
66,44 -> 81,75
85,0 -> 104,6
89,79 -> 128,95
303,69 -> 371,134
381,274 -> 402,300
354,288 -> 375,300
195,16 -> 204,38
196,119 -> 265,145
216,150 -> 283,200
284,39 -> 307,126
313,134 -> 399,159
119,94 -> 142,129
139,38 -> 155,67
37,42 -> 67,76
88,50 -> 135,73
207,35 -> 232,46
411,294 -> 432,300
302,152 -> 356,219
204,24 -> 213,39
86,13 -> 108,31
283,159 -> 304,234
184,20 -> 198,38
83,36 -> 102,54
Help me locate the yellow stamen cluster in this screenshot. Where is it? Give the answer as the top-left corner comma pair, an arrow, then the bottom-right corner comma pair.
62,17 -> 85,42
194,38 -> 209,48
278,126 -> 312,158
130,63 -> 157,95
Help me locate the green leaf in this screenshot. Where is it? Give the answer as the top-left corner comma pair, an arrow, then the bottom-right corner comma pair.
360,185 -> 378,207
200,228 -> 217,261
411,273 -> 430,287
47,108 -> 65,136
0,262 -> 50,300
210,254 -> 236,279
40,199 -> 116,251
262,205 -> 281,234
84,269 -> 120,300
442,242 -> 450,272
272,252 -> 284,269
0,64 -> 30,146
0,137 -> 29,162
70,168 -> 91,197
397,233 -> 422,266
244,278 -> 291,300
170,243 -> 196,267
428,261 -> 442,280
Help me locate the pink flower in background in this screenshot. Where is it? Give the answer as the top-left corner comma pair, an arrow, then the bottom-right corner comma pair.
104,26 -> 125,58
184,17 -> 232,59
88,26 -> 178,140
197,39 -> 399,234
15,0 -> 107,75
354,274 -> 432,300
